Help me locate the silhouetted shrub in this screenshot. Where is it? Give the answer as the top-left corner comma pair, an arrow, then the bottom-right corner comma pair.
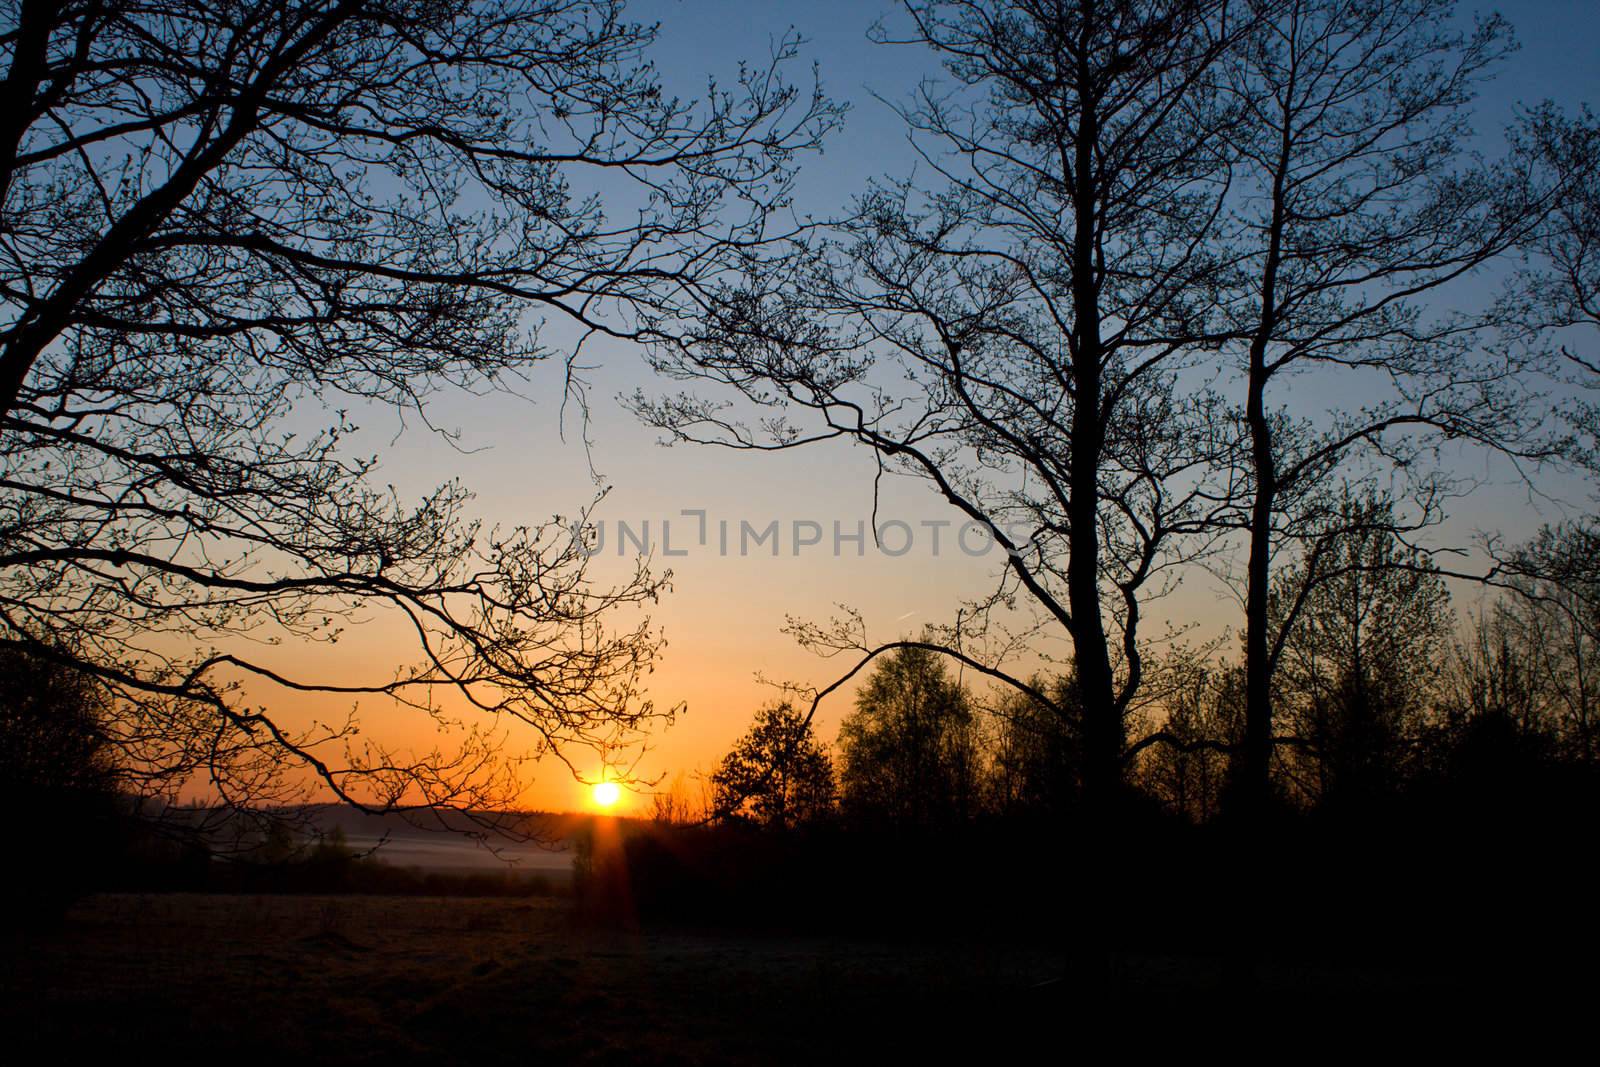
0,647 -> 126,921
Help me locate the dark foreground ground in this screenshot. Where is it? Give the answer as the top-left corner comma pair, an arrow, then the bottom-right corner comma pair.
0,892 -> 1571,1062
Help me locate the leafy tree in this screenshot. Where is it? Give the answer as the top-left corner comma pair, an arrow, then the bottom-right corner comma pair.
837,645 -> 979,829
0,0 -> 836,820
710,702 -> 834,829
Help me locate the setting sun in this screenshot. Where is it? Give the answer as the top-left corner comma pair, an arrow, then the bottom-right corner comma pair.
591,780 -> 622,810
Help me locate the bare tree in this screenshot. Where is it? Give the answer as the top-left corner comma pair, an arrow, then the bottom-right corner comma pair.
1438,606 -> 1554,739
1424,591 -> 1591,808
1491,527 -> 1600,762
648,769 -> 712,825
636,0 -> 1251,811
1512,104 -> 1600,384
1270,496 -> 1454,809
1129,652 -> 1241,821
982,673 -> 1082,819
0,0 -> 838,831
1488,105 -> 1600,764
1219,0 -> 1558,815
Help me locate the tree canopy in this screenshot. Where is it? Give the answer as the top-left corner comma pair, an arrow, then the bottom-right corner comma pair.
710,701 -> 834,829
837,644 -> 980,829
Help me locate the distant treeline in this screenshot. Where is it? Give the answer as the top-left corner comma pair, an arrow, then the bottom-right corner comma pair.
680,517 -> 1600,833
568,518 -> 1600,959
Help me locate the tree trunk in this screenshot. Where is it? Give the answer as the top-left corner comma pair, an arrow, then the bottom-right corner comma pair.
1235,71 -> 1296,821
1067,6 -> 1122,814
1238,360 -> 1276,819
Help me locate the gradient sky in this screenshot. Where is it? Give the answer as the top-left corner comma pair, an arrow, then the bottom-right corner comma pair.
246,0 -> 1600,814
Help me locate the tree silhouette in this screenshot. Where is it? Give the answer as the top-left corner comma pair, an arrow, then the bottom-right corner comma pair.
0,645 -> 124,911
983,673 -> 1083,820
1272,497 -> 1453,810
710,702 -> 834,829
1423,606 -> 1562,813
0,646 -> 119,803
637,0 -> 1250,811
1512,103 -> 1600,382
1490,527 -> 1600,765
1219,0 -> 1558,817
1499,105 -> 1600,766
1131,655 -> 1242,823
0,1 -> 837,823
837,645 -> 979,829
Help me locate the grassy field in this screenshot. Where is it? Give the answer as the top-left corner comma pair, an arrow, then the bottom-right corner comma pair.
1,893 -> 1083,1063
0,891 -> 1539,1061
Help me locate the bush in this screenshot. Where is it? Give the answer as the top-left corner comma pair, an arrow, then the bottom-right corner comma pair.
0,648 -> 126,922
